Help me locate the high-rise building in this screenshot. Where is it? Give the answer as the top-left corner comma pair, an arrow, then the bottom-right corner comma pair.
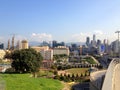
52,40 -> 57,48
92,34 -> 96,47
59,42 -> 65,46
0,43 -> 4,49
21,40 -> 29,49
93,34 -> 96,42
86,37 -> 90,47
16,40 -> 21,50
111,40 -> 119,53
52,40 -> 65,48
7,39 -> 10,50
97,39 -> 101,46
11,35 -> 15,50
103,39 -> 107,45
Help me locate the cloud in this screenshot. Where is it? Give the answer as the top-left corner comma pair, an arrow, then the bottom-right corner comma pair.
70,31 -> 117,43
15,35 -> 27,41
31,33 -> 52,42
0,36 -> 3,41
71,33 -> 92,42
94,30 -> 103,35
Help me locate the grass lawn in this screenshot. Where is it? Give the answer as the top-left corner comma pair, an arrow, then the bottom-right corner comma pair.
85,57 -> 97,64
0,74 -> 63,90
65,68 -> 89,76
37,70 -> 53,77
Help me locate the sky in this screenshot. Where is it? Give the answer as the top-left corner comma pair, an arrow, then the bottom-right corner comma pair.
0,0 -> 120,44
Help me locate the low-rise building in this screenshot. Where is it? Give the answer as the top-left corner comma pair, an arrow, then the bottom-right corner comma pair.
40,49 -> 53,60
21,40 -> 29,49
31,46 -> 54,68
53,46 -> 69,56
31,46 -> 49,52
31,46 -> 53,60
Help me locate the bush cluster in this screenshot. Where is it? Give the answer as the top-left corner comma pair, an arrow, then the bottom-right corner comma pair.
54,72 -> 90,82
57,64 -> 100,70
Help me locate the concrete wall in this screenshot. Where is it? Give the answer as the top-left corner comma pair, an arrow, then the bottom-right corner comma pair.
102,58 -> 120,90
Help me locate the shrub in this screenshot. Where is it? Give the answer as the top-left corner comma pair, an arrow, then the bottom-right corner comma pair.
57,65 -> 62,70
54,70 -> 58,75
67,74 -> 70,78
54,75 -> 60,79
5,68 -> 15,73
80,73 -> 84,77
59,75 -> 64,81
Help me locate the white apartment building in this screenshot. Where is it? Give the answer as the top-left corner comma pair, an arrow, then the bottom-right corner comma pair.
0,50 -> 6,59
45,49 -> 53,60
53,46 -> 69,56
40,49 -> 53,60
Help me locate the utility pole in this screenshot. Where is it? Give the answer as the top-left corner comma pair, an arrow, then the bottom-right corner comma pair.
115,31 -> 120,58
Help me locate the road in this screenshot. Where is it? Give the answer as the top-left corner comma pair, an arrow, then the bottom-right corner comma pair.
72,82 -> 89,90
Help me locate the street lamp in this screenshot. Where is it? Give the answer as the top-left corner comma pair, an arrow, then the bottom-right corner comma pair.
115,31 -> 120,58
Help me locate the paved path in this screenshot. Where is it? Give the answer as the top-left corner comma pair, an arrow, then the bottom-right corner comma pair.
62,82 -> 71,90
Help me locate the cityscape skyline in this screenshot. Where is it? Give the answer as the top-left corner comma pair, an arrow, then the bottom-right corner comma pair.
0,0 -> 120,43
0,1 -> 120,89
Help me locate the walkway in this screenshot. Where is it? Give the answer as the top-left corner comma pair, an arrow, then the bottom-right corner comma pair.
0,76 -> 5,90
62,82 -> 71,90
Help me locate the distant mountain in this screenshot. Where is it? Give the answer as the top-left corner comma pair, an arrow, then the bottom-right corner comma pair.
29,41 -> 41,46
29,41 -> 85,47
66,42 -> 85,46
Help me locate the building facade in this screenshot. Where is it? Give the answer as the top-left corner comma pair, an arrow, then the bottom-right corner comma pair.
0,50 -> 6,59
21,40 -> 29,49
31,46 -> 53,60
53,46 -> 69,56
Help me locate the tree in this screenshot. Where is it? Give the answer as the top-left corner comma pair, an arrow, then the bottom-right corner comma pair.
4,51 -> 12,59
53,54 -> 68,64
11,48 -> 43,76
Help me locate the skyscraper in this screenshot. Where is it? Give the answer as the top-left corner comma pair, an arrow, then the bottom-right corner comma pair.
86,37 -> 90,47
52,40 -> 57,48
93,34 -> 96,42
0,43 -> 4,49
16,40 -> 21,50
7,39 -> 10,50
92,34 -> 96,47
97,39 -> 101,46
11,35 -> 15,50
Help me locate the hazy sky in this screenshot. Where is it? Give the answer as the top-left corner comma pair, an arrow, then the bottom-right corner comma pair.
0,0 -> 120,43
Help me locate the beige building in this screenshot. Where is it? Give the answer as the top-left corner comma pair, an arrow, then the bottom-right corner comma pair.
40,49 -> 53,60
53,46 -> 69,56
45,49 -> 53,60
31,46 -> 49,52
0,50 -> 6,59
31,46 -> 54,68
31,46 -> 53,60
21,40 -> 29,49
